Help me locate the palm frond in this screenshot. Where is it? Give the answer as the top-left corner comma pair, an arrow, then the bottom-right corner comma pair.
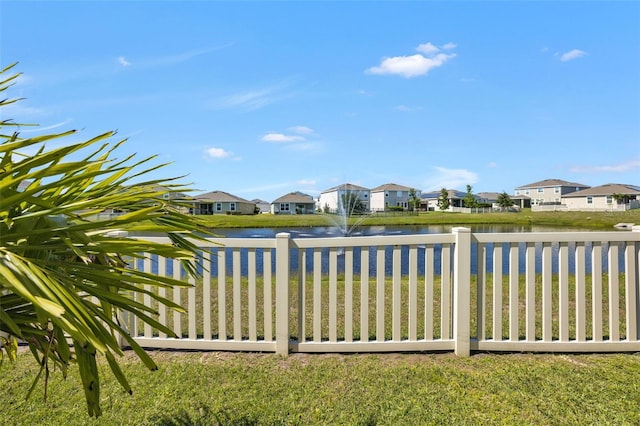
0,64 -> 217,417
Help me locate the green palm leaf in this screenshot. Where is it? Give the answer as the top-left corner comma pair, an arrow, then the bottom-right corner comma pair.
0,63 -> 216,417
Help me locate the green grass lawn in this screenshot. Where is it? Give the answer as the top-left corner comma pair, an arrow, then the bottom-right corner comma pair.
3,350 -> 640,425
196,209 -> 640,230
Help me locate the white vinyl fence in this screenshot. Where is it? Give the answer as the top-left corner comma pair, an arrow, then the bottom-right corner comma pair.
125,227 -> 640,356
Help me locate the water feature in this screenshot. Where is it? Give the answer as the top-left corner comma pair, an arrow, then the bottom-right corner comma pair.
319,185 -> 371,236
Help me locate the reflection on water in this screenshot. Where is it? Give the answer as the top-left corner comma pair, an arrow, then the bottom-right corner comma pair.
211,224 -> 600,238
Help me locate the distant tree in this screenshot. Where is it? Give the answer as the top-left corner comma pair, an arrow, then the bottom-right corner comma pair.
437,188 -> 450,211
463,184 -> 477,208
408,188 -> 421,211
340,191 -> 366,215
497,191 -> 514,210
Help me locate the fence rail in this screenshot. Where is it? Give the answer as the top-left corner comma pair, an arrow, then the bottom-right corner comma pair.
125,227 -> 640,356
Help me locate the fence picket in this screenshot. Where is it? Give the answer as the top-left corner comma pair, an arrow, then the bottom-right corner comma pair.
592,242 -> 603,341
424,245 -> 434,341
217,249 -> 227,340
392,245 -> 401,341
609,243 -> 620,341
345,247 -> 354,343
360,247 -> 370,342
509,243 -> 519,341
575,243 -> 586,341
525,242 -> 535,342
492,243 -> 503,341
542,242 -> 552,342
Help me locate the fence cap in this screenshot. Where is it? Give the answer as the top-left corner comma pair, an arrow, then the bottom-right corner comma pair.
451,227 -> 471,233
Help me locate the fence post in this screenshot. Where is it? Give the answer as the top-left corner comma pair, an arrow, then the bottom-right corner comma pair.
630,226 -> 640,339
453,227 -> 471,356
275,233 -> 291,356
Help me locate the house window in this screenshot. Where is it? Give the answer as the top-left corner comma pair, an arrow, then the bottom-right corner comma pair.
397,191 -> 403,197
587,197 -> 593,204
525,190 -> 530,195
554,187 -> 560,194
215,203 -> 222,211
606,196 -> 613,204
229,202 -> 236,211
280,203 -> 290,211
363,194 -> 368,198
385,191 -> 389,197
515,190 -> 520,195
537,188 -> 544,193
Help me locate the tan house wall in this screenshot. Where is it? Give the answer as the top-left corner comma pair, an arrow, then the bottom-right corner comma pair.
562,195 -> 630,211
515,186 -> 563,205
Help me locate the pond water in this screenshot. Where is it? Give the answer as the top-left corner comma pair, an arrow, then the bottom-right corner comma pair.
210,224 -> 599,239
137,225 -> 630,277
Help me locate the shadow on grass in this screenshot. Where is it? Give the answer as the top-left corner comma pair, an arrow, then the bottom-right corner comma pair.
148,406 -> 257,426
147,406 -> 379,425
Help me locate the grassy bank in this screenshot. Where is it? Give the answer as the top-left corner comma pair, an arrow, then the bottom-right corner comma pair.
196,209 -> 640,230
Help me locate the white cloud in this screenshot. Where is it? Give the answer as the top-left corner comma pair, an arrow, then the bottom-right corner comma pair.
283,142 -> 322,153
560,49 -> 587,62
296,179 -> 316,186
416,42 -> 440,55
214,89 -> 277,110
487,161 -> 497,168
570,158 -> 640,173
118,56 -> 132,67
366,42 -> 457,78
261,132 -> 305,143
204,147 -> 233,159
442,42 -> 457,50
208,82 -> 294,111
288,125 -> 314,135
422,166 -> 478,191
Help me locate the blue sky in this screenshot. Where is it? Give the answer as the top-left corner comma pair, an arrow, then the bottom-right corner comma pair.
2,1 -> 639,202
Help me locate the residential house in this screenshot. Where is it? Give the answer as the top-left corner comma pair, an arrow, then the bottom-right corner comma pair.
514,179 -> 590,207
476,192 -> 501,209
562,183 -> 640,211
252,199 -> 271,214
420,189 -> 477,211
271,192 -> 316,215
370,183 -> 420,211
189,190 -> 256,215
476,192 -> 527,210
318,183 -> 371,213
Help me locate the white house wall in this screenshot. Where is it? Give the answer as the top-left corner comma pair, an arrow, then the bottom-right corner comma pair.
320,189 -> 371,212
318,192 -> 339,211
